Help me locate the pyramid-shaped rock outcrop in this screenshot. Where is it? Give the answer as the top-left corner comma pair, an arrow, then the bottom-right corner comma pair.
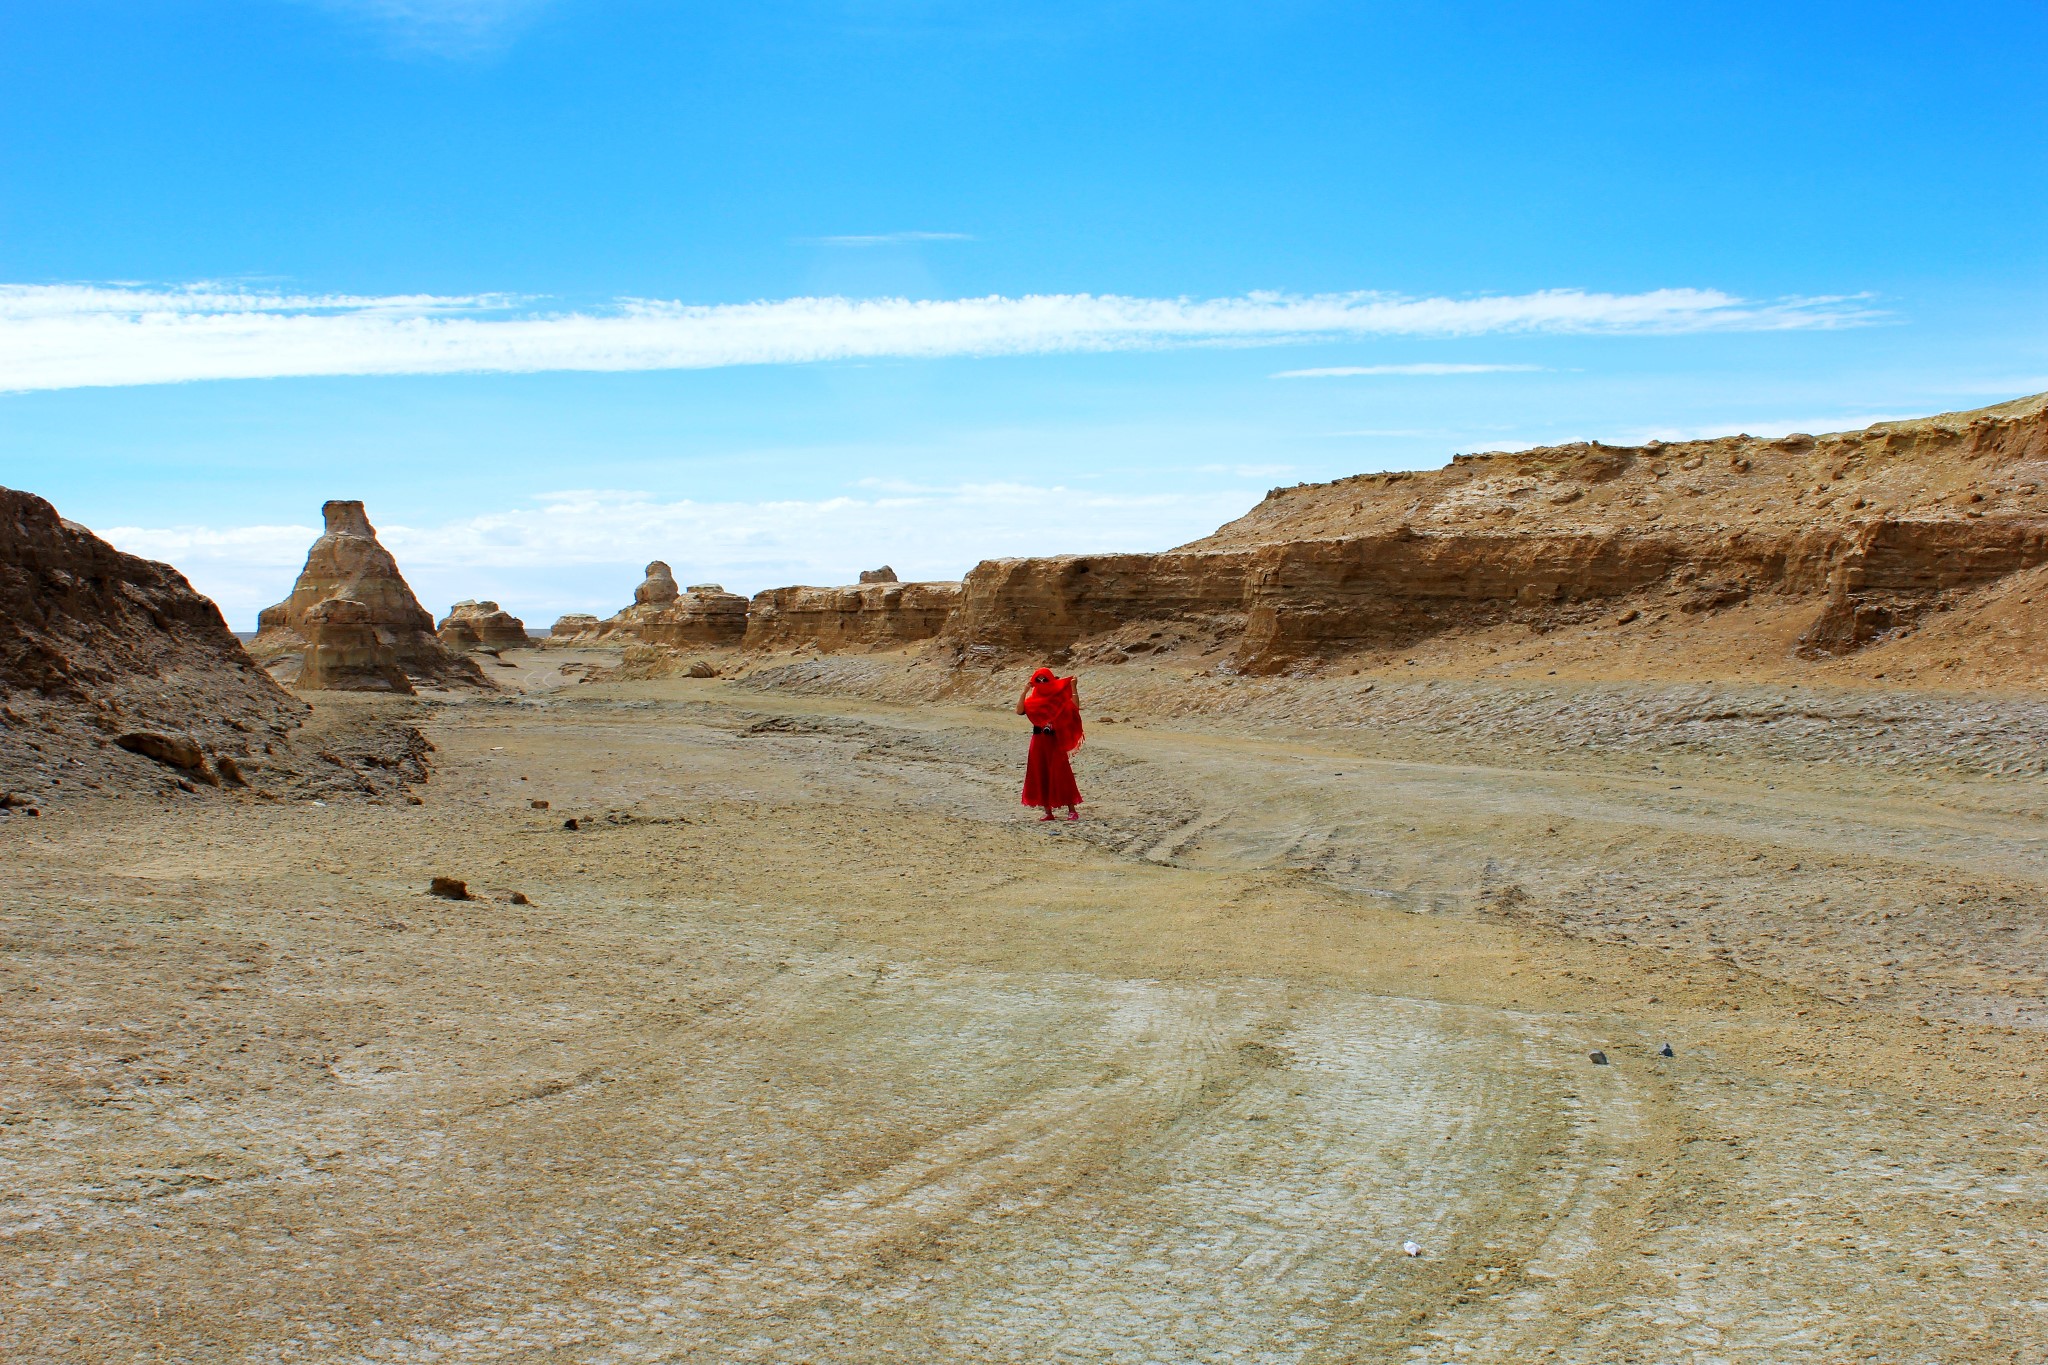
255,501 -> 487,692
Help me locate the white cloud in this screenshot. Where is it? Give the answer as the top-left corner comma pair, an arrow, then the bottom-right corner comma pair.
103,482 -> 1266,630
312,0 -> 555,57
0,283 -> 1881,394
812,232 -> 978,247
1273,363 -> 1547,378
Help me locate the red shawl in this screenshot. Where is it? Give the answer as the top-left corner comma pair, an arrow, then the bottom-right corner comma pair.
1023,669 -> 1084,753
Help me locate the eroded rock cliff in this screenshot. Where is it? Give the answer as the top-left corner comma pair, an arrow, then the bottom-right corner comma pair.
547,564 -> 751,648
944,392 -> 2048,675
254,501 -> 488,691
744,581 -> 962,651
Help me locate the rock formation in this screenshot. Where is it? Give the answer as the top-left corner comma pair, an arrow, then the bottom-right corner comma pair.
253,501 -> 488,691
942,392 -> 2048,673
859,565 -> 899,584
548,564 -> 750,648
1,487 -> 312,802
437,600 -> 530,652
744,581 -> 962,651
636,561 -> 681,605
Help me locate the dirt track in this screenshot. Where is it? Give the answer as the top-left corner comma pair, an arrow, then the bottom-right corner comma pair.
4,655 -> 2045,1363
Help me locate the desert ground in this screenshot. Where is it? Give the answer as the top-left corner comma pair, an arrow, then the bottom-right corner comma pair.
4,648 -> 2045,1364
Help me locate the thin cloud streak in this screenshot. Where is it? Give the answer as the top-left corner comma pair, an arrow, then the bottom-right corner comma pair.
1273,363 -> 1547,378
0,283 -> 1881,393
811,231 -> 978,247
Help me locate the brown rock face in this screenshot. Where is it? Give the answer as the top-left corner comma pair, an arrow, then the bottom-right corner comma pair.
436,600 -> 531,652
255,501 -> 488,690
858,565 -> 899,584
945,392 -> 2048,673
562,568 -> 750,648
0,486 -> 311,799
745,581 -> 963,651
300,597 -> 414,693
634,562 -> 681,606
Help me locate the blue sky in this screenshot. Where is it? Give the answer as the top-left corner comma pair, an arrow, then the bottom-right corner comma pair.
3,1 -> 2045,627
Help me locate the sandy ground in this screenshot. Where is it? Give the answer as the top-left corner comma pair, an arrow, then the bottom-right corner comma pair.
3,648 -> 2045,1363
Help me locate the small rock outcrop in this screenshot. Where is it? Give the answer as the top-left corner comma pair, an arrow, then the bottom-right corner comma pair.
635,561 -> 681,606
437,600 -> 530,652
254,501 -> 488,691
744,581 -> 962,651
548,564 -> 750,648
859,565 -> 899,584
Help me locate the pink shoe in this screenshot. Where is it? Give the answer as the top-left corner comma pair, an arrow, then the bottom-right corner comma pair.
1066,809 -> 1080,821
1039,812 -> 1056,822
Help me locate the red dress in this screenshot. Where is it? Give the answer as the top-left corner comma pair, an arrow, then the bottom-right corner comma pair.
1020,675 -> 1084,808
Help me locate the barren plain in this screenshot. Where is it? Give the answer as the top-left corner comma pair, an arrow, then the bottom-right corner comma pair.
5,647 -> 2045,1364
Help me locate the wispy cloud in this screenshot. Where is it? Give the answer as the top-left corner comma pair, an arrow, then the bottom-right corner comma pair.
810,231 -> 978,247
311,0 -> 556,58
0,283 -> 1882,394
104,482 -> 1268,629
1273,363 -> 1547,378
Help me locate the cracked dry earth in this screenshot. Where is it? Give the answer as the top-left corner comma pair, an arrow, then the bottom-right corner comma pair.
4,670 -> 2046,1363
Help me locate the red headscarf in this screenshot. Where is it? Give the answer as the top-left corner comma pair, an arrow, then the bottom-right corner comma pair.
1023,668 -> 1084,753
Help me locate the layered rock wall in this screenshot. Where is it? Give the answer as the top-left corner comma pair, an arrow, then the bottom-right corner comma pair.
743,581 -> 961,651
944,394 -> 2048,671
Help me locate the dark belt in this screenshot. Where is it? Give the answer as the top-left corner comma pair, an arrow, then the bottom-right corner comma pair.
1032,725 -> 1056,736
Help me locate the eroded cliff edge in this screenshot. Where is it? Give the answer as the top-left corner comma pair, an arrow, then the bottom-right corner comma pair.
942,392 -> 2048,676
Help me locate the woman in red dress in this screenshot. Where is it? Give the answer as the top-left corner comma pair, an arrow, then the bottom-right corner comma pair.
1016,667 -> 1084,820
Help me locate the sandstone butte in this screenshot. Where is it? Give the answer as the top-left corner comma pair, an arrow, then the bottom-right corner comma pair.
547,561 -> 751,648
253,500 -> 489,693
436,600 -> 532,653
934,390 -> 2048,679
0,486 -> 309,797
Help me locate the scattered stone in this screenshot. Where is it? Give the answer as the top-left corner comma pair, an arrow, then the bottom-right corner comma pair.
687,660 -> 719,679
1589,1050 -> 1610,1065
1659,1043 -> 1675,1057
563,817 -> 580,830
530,799 -> 550,809
115,731 -> 206,771
1402,1241 -> 1422,1257
428,876 -> 471,900
507,891 -> 531,906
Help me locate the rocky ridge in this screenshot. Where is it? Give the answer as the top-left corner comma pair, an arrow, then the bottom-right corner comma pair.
437,600 -> 531,652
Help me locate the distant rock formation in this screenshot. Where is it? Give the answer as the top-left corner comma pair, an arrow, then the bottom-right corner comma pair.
635,561 -> 680,605
942,392 -> 2048,674
548,565 -> 750,648
253,501 -> 488,691
745,581 -> 961,651
859,565 -> 899,584
437,600 -> 530,651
